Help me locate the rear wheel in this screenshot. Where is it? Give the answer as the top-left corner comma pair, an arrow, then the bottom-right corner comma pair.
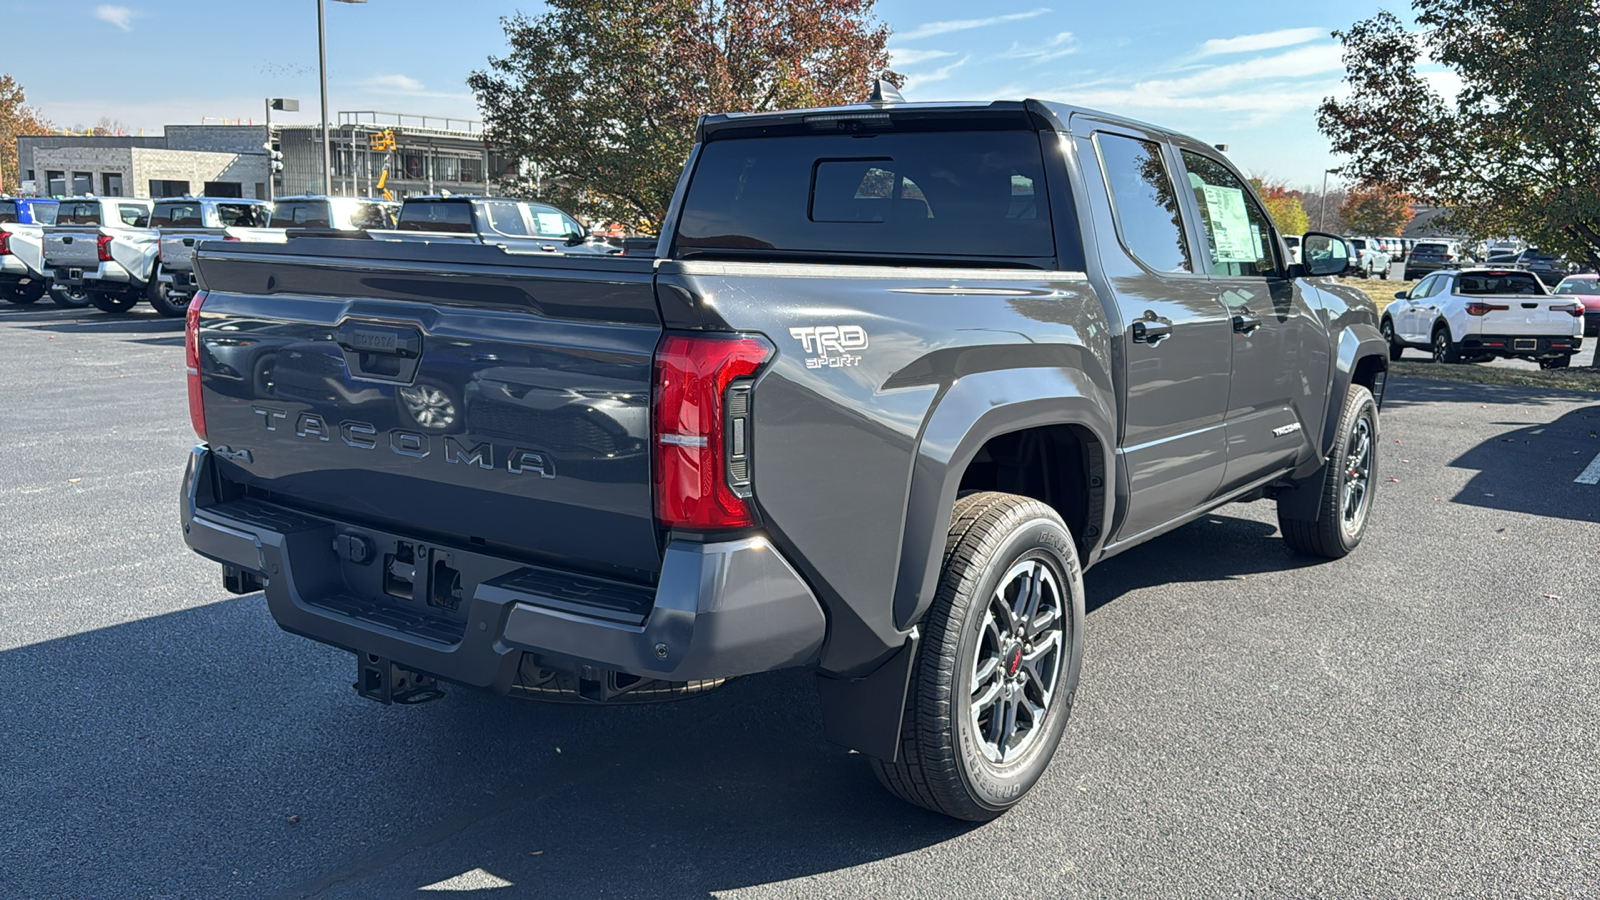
89,288 -> 140,314
871,492 -> 1084,821
4,282 -> 44,304
1540,356 -> 1572,370
50,282 -> 91,308
1279,385 -> 1378,559
1380,318 -> 1403,361
1431,325 -> 1461,364
146,273 -> 190,318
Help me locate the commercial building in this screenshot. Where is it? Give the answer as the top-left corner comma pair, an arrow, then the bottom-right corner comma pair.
14,112 -> 503,200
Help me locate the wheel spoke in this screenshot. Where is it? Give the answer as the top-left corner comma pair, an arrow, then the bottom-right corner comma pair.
997,696 -> 1019,760
971,656 -> 1000,694
1026,603 -> 1059,640
1015,561 -> 1044,628
971,677 -> 1002,715
1020,633 -> 1061,695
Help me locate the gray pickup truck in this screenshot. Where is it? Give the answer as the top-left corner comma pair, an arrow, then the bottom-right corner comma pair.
180,98 -> 1388,820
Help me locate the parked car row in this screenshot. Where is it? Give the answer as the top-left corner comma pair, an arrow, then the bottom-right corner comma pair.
0,193 -> 618,317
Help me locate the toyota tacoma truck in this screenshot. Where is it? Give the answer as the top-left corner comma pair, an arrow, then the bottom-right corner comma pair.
180,97 -> 1390,821
0,197 -> 61,305
41,196 -> 155,312
151,197 -> 275,316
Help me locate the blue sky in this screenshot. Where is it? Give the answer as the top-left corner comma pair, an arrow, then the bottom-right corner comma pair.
2,0 -> 1435,188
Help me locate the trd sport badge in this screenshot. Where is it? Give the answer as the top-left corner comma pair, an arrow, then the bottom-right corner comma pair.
789,325 -> 868,369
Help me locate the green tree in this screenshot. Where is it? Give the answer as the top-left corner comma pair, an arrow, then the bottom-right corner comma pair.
1339,184 -> 1415,236
1249,177 -> 1311,235
468,0 -> 898,233
1317,4 -> 1600,266
0,75 -> 53,194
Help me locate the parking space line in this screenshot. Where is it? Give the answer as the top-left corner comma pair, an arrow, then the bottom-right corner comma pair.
1578,451 -> 1600,485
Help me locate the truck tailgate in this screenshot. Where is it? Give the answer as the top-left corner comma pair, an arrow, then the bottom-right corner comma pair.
159,230 -> 219,272
193,240 -> 665,579
1464,296 -> 1578,335
43,229 -> 101,268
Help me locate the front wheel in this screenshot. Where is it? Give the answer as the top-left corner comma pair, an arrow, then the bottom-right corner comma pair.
1279,385 -> 1378,559
1380,318 -> 1403,361
870,492 -> 1085,821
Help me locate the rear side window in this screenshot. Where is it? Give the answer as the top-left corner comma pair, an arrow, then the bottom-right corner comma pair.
269,201 -> 331,228
675,131 -> 1054,261
56,202 -> 102,225
118,204 -> 148,226
398,201 -> 474,233
483,201 -> 530,236
1095,133 -> 1192,273
345,202 -> 395,230
151,202 -> 204,228
218,204 -> 269,227
1456,272 -> 1544,295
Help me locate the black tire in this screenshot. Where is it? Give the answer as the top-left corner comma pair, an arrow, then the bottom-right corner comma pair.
1431,324 -> 1461,364
1279,385 -> 1378,559
1378,267 -> 1389,280
146,272 -> 190,318
4,282 -> 44,304
50,282 -> 91,308
1540,356 -> 1571,370
89,289 -> 140,314
1380,317 -> 1403,361
871,491 -> 1085,821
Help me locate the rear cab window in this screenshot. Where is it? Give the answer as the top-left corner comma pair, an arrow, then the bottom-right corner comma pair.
152,202 -> 206,228
1456,272 -> 1545,295
398,201 -> 475,233
674,129 -> 1056,264
56,201 -> 102,226
269,201 -> 332,229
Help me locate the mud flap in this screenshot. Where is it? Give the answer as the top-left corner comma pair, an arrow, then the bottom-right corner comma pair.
814,633 -> 919,763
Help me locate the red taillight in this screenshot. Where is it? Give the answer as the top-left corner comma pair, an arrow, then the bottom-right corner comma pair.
0,230 -> 10,256
653,333 -> 772,530
1552,303 -> 1585,318
96,234 -> 113,262
1465,302 -> 1509,316
223,236 -> 240,242
185,291 -> 208,439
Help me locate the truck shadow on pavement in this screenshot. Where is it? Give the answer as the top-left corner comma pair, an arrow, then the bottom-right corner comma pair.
0,597 -> 975,900
1083,514 -> 1314,613
1445,404 -> 1600,524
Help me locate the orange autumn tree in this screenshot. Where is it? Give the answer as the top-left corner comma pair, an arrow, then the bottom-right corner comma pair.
1339,184 -> 1415,236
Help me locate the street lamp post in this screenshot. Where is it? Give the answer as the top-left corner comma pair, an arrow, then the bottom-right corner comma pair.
1319,167 -> 1338,231
318,0 -> 367,197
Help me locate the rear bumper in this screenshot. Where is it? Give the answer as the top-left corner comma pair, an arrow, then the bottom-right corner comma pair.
1460,334 -> 1583,357
0,256 -> 35,282
51,261 -> 133,287
180,445 -> 826,690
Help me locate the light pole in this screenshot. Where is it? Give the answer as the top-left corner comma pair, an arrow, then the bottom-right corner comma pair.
318,0 -> 367,197
1319,167 -> 1338,231
264,98 -> 298,201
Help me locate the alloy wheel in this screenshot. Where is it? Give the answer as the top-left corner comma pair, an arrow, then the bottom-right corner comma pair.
969,556 -> 1065,764
1341,417 -> 1373,534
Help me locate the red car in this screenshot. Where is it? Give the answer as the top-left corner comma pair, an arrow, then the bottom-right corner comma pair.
1553,274 -> 1600,337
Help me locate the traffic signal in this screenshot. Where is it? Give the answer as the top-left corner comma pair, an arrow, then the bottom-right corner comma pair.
262,143 -> 285,173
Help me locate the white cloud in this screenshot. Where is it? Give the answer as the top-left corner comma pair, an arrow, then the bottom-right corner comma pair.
1199,27 -> 1325,56
1046,43 -> 1346,121
889,47 -> 957,67
999,32 -> 1077,65
359,74 -> 425,93
897,8 -> 1051,42
901,55 -> 971,96
94,4 -> 134,31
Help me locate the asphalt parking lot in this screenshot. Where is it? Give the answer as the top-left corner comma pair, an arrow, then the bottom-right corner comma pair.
2,302 -> 1597,899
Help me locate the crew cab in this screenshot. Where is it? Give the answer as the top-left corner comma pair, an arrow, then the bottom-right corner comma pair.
41,196 -> 155,311
385,196 -> 619,255
1382,268 -> 1584,367
0,197 -> 60,305
179,96 -> 1391,821
151,197 -> 275,316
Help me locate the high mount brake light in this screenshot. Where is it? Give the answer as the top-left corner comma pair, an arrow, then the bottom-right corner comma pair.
653,333 -> 772,530
185,291 -> 209,439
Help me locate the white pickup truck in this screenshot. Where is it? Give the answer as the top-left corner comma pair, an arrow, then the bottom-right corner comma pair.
152,198 -> 275,316
0,197 -> 77,306
41,197 -> 155,312
1381,267 -> 1585,368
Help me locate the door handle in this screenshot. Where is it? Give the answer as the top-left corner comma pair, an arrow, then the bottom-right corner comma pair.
1131,320 -> 1172,344
1232,313 -> 1262,335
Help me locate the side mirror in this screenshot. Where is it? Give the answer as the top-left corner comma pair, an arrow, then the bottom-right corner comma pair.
564,231 -> 586,247
1300,231 -> 1350,277
1393,290 -> 1408,300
